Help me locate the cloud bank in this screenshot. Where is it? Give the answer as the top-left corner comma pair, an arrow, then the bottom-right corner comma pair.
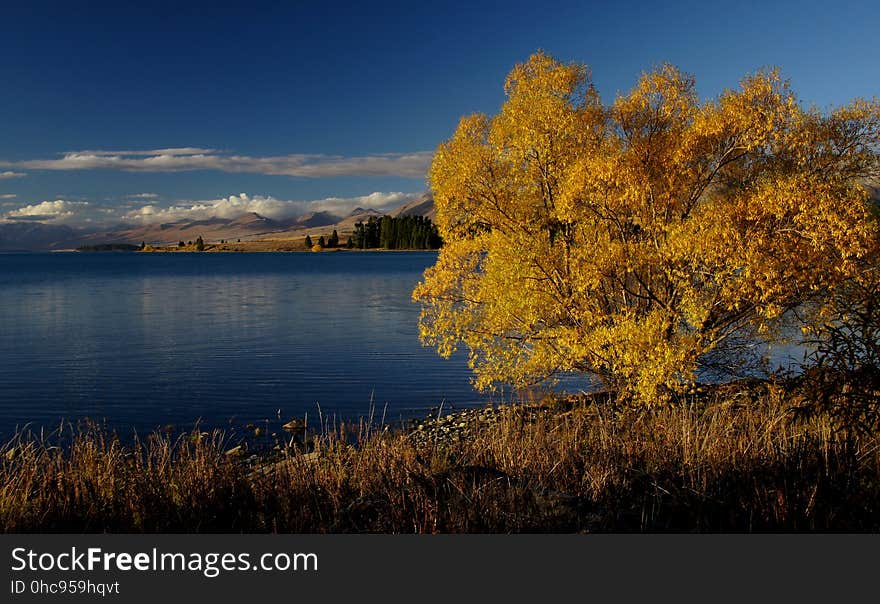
124,191 -> 418,224
5,200 -> 91,223
0,171 -> 26,179
0,148 -> 433,178
2,191 -> 425,226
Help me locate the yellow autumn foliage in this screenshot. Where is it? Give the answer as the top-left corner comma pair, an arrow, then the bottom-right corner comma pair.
413,51 -> 880,402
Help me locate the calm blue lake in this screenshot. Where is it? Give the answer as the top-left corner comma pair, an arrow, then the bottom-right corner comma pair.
0,252 -> 506,439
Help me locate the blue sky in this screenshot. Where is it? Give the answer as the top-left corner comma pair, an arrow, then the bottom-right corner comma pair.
1,0 -> 878,226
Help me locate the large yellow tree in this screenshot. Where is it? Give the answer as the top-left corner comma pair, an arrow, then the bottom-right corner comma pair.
414,52 -> 880,402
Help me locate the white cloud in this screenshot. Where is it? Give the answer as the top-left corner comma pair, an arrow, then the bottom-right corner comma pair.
77,147 -> 216,156
306,191 -> 416,215
0,171 -> 26,179
0,194 -> 16,199
124,191 -> 422,224
128,193 -> 160,199
0,190 -> 427,227
124,194 -> 287,223
0,149 -> 433,178
4,200 -> 90,223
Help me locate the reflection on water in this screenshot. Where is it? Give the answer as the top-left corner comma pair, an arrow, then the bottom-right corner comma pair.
0,252 -> 494,438
0,252 -> 809,439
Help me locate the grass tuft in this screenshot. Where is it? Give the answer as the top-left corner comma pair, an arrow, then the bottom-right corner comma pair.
2,381 -> 879,532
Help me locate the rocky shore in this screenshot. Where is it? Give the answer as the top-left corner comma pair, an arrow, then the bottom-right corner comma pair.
405,403 -> 555,447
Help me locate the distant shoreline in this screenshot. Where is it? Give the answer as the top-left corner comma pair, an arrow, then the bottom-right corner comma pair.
7,247 -> 442,253
120,245 -> 438,253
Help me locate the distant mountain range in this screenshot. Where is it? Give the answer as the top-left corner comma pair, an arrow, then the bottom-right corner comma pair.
0,221 -> 81,251
0,193 -> 436,251
389,193 -> 436,219
8,185 -> 870,251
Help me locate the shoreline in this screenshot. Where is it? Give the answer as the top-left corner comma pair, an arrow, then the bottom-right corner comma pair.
2,377 -> 880,532
65,245 -> 441,254
33,247 -> 440,253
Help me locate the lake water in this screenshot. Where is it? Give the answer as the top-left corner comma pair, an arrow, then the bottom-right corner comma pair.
0,252 -> 512,440
0,251 -> 806,441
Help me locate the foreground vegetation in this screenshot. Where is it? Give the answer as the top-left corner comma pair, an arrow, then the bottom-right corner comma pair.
2,376 -> 878,533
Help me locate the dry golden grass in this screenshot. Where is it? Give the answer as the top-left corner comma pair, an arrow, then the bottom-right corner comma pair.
2,381 -> 878,532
